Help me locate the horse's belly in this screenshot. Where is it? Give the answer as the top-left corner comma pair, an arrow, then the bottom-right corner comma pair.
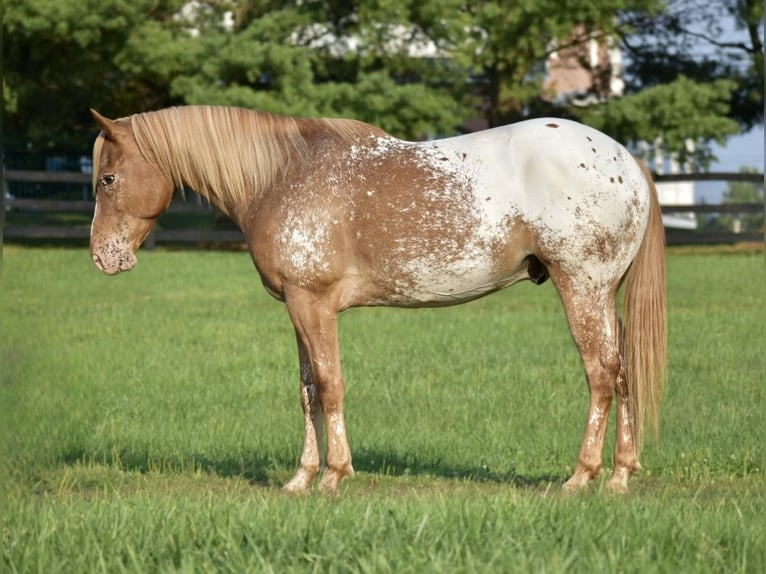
370,244 -> 527,307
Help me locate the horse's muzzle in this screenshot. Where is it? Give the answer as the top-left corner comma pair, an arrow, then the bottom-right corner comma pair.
91,249 -> 137,275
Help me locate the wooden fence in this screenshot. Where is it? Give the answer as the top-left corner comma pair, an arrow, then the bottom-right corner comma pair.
3,169 -> 763,247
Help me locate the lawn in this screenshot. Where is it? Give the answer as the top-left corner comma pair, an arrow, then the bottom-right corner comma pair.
1,246 -> 763,573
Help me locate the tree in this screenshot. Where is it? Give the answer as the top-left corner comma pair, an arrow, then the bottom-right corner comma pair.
569,0 -> 763,168
4,0 -> 762,163
574,76 -> 741,169
620,0 -> 764,132
418,0 -> 664,127
3,0 -> 191,156
164,2 -> 464,139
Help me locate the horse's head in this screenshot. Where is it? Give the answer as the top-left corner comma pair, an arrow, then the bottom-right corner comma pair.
89,109 -> 174,275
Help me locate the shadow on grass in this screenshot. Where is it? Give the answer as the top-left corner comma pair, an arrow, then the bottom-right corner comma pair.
351,448 -> 566,489
60,447 -> 281,487
59,446 -> 566,491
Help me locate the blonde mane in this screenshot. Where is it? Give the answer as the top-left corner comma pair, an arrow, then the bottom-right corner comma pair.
125,106 -> 378,207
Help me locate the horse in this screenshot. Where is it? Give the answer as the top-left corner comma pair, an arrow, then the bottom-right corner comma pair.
89,105 -> 666,494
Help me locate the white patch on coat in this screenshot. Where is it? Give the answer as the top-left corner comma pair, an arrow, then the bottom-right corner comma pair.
351,119 -> 649,305
359,136 -> 522,303
328,413 -> 346,447
278,209 -> 331,276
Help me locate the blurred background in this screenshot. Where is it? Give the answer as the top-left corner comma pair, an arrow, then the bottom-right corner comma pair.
3,0 -> 763,243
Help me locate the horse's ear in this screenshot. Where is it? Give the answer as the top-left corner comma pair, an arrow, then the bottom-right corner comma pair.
90,109 -> 120,139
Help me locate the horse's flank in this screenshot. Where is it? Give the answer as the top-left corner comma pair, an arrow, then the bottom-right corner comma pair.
126,106 -> 384,212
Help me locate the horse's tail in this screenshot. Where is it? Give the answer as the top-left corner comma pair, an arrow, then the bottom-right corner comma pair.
623,159 -> 667,453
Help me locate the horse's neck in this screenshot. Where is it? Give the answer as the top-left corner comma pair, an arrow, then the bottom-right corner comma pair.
170,113 -> 388,225
170,138 -> 260,224
184,177 -> 242,225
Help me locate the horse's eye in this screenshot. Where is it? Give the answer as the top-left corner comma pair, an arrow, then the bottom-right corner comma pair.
100,174 -> 116,187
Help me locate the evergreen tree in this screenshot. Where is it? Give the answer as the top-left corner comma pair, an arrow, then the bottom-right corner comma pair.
3,0 -> 762,164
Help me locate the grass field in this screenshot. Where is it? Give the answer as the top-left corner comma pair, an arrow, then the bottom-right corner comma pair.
1,246 -> 763,573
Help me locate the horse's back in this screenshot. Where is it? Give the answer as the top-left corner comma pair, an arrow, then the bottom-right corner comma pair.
441,118 -> 648,222
439,118 -> 652,282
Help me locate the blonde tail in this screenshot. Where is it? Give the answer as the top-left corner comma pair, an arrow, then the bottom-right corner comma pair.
624,160 -> 668,452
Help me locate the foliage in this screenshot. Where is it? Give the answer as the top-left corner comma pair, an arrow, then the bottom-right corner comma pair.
3,0 -> 762,163
576,0 -> 764,165
425,0 -> 664,126
165,3 -> 463,138
621,0 -> 764,131
575,76 -> 741,169
3,0 -> 190,153
1,247 -> 763,572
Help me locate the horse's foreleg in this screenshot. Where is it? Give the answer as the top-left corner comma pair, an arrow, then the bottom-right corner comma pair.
554,279 -> 622,491
283,286 -> 353,495
282,336 -> 325,494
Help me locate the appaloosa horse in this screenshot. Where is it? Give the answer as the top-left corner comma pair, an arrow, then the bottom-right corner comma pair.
89,105 -> 666,494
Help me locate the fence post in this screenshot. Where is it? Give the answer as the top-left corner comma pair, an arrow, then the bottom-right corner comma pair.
145,230 -> 156,250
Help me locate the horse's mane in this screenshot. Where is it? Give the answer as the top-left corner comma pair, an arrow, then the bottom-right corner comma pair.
126,105 -> 380,206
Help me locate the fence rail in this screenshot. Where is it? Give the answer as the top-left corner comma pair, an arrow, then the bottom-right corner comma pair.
4,169 -> 763,247
5,169 -> 763,185
4,169 -> 92,184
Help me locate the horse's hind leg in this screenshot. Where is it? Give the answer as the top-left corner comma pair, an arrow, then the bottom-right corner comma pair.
551,271 -> 622,491
607,317 -> 642,493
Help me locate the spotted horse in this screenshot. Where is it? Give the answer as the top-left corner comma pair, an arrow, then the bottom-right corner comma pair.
89,106 -> 666,494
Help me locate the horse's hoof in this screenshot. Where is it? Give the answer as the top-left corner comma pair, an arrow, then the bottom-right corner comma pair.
605,471 -> 632,494
561,482 -> 589,495
317,473 -> 342,496
562,470 -> 595,493
604,465 -> 635,494
605,479 -> 629,494
317,466 -> 353,495
282,469 -> 316,495
282,481 -> 311,495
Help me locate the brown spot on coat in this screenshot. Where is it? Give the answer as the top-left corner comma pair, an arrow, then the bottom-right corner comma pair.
546,123 -> 560,128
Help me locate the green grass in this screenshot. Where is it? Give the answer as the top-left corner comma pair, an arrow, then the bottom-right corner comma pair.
1,246 -> 763,573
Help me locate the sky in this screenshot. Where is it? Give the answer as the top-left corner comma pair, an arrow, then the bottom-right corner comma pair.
695,125 -> 765,203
